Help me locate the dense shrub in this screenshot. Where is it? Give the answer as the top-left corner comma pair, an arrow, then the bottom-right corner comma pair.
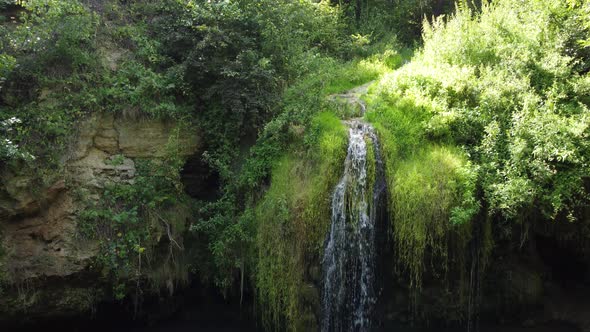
375,0 -> 590,222
362,0 -> 590,319
0,0 -> 99,169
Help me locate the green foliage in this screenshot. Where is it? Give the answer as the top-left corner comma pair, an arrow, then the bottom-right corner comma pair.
567,0 -> 590,48
389,146 -> 477,289
255,111 -> 347,329
360,0 -> 590,319
339,0 -> 457,44
79,141 -> 188,299
190,193 -> 256,290
251,0 -> 348,78
14,0 -> 98,69
281,53 -> 392,125
0,116 -> 34,161
139,0 -> 355,175
381,0 -> 590,222
0,0 -> 196,170
147,0 -> 282,152
0,54 -> 15,90
0,0 -> 99,169
0,0 -> 14,9
194,40 -> 399,292
366,75 -> 479,303
101,59 -> 191,119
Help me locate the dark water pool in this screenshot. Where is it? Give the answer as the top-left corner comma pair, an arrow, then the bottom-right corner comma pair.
75,316 -> 579,332
376,320 -> 581,332
7,320 -> 580,332
3,297 -> 580,332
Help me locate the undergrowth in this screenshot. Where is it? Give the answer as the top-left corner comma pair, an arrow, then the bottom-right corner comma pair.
78,137 -> 190,300
255,111 -> 347,330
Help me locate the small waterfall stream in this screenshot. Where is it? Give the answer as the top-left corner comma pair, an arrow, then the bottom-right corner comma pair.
321,120 -> 386,332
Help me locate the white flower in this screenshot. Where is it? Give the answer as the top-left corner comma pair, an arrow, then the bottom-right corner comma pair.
1,117 -> 22,128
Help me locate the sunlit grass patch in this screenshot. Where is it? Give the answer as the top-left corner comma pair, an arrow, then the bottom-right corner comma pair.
255,111 -> 347,329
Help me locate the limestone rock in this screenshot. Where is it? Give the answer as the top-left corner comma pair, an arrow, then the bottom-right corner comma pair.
2,192 -> 97,281
0,173 -> 66,219
115,119 -> 199,157
67,148 -> 135,188
0,111 -> 201,322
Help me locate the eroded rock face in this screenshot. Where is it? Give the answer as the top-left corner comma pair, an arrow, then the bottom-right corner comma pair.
71,113 -> 199,159
0,113 -> 200,321
3,192 -> 91,281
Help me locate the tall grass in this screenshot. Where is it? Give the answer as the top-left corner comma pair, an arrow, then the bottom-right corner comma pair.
255,111 -> 347,330
390,146 -> 476,289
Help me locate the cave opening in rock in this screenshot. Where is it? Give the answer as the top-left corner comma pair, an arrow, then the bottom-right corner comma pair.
180,153 -> 221,201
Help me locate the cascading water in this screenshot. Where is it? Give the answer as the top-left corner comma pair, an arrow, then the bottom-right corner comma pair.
322,120 -> 386,332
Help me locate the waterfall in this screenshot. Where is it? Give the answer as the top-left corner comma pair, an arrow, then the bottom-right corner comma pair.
322,120 -> 386,332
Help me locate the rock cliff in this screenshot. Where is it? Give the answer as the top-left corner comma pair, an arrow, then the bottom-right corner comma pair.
0,113 -> 199,322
